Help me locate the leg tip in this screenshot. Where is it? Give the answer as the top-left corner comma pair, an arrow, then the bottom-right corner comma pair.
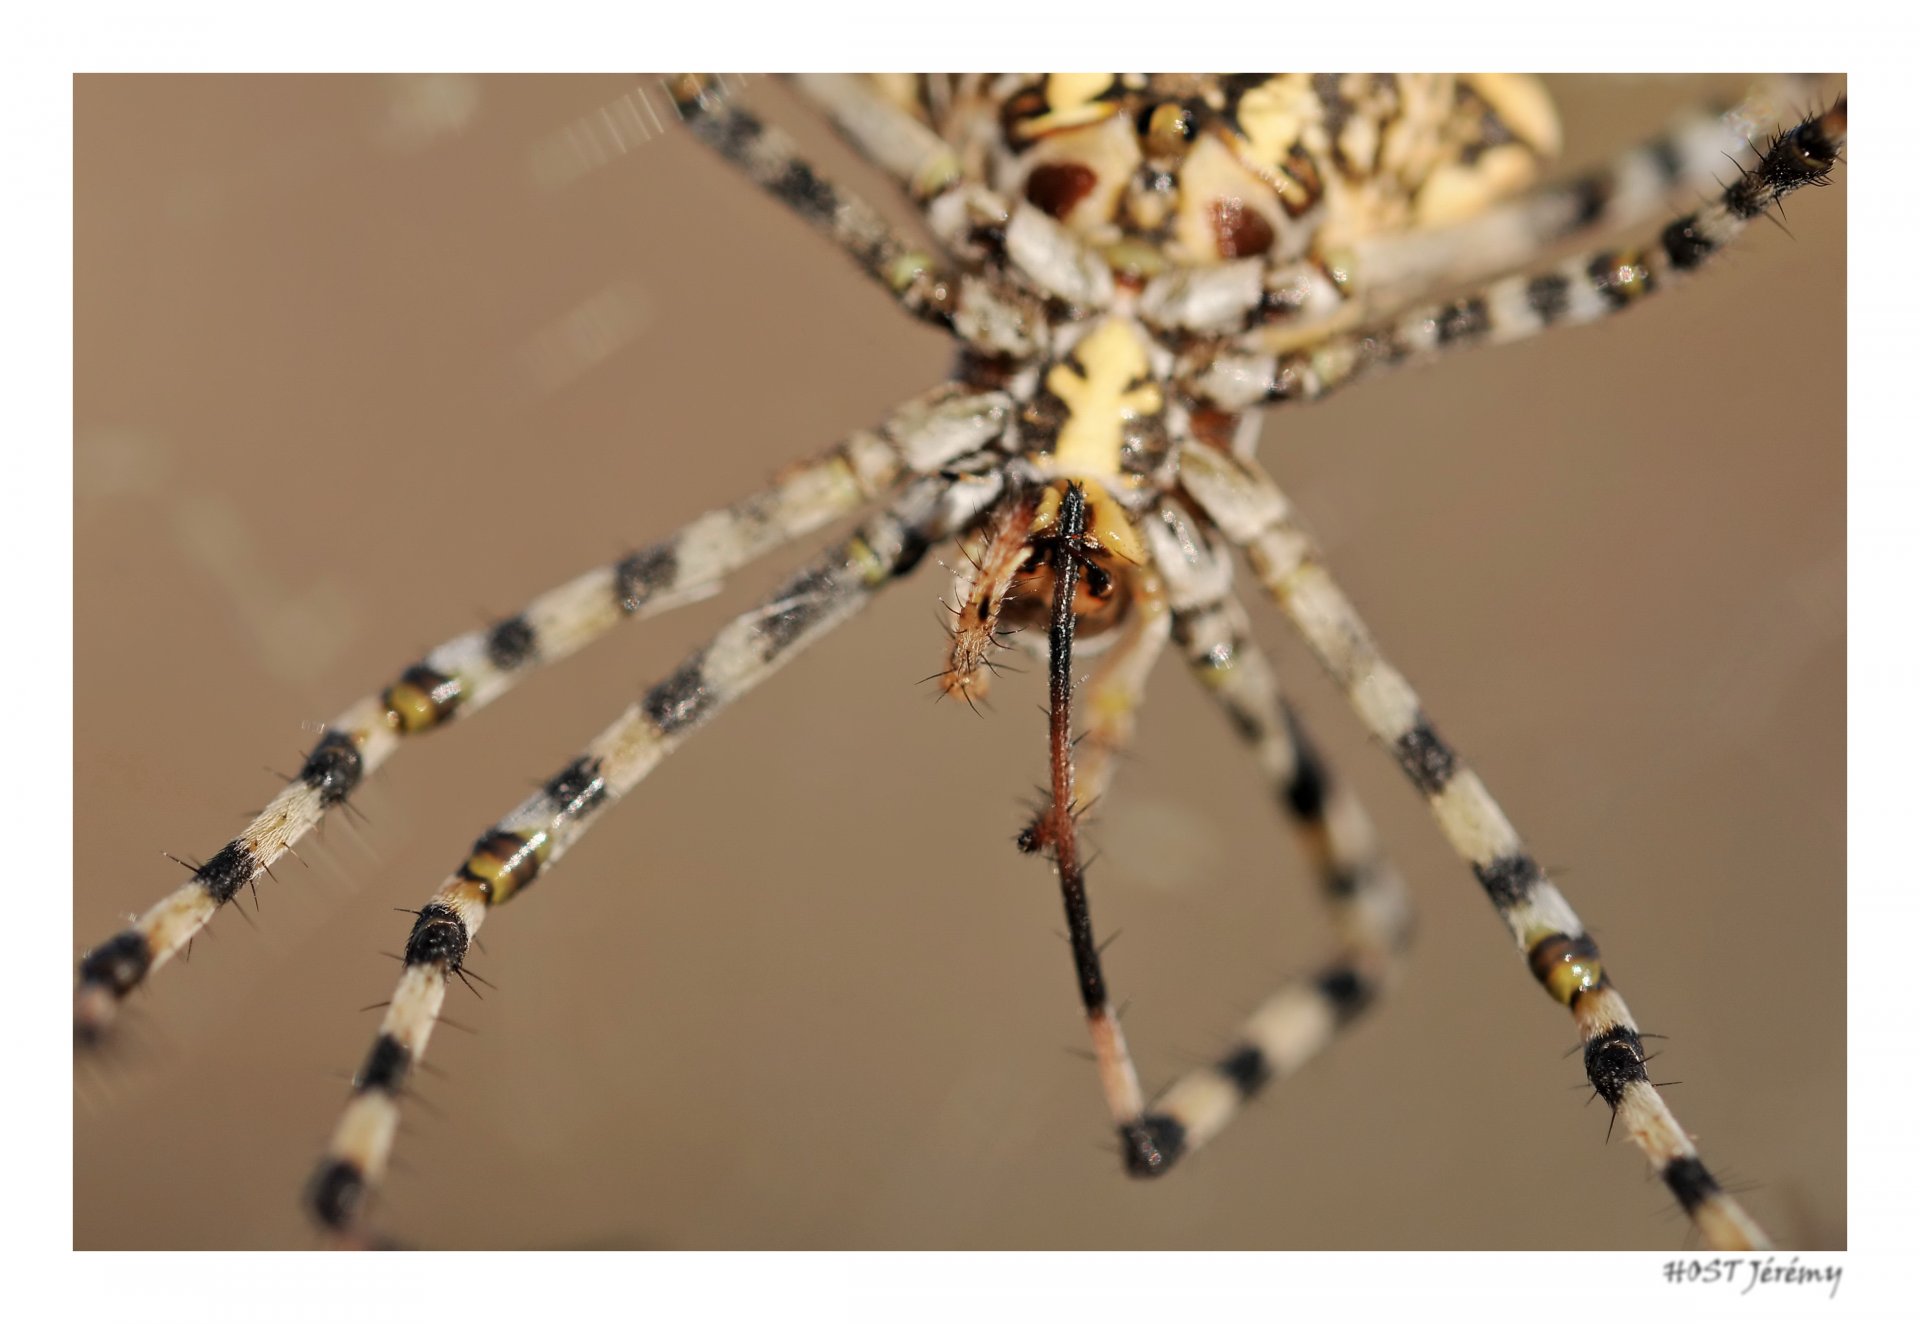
305,1158 -> 368,1233
73,984 -> 119,1048
1120,1114 -> 1188,1178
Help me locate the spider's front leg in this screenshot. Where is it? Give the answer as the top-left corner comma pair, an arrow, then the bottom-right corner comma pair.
304,475 -> 982,1240
1179,444 -> 1770,1251
1351,76 -> 1824,305
665,74 -> 1049,362
74,384 -> 1009,1042
1188,97 -> 1846,414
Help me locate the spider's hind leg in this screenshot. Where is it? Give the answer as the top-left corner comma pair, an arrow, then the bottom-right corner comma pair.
1178,444 -> 1771,1250
303,474 -> 979,1240
1022,488 -> 1409,1178
1115,506 -> 1412,1168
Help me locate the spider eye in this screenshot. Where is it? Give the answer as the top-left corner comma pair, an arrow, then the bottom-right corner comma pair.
1084,564 -> 1114,598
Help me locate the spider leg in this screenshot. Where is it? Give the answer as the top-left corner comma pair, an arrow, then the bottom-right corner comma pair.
1186,98 -> 1845,412
74,386 -> 1012,1042
303,474 -> 978,1240
665,75 -> 1048,359
1028,493 -> 1408,1178
1106,506 -> 1411,1163
1177,444 -> 1770,1251
1141,78 -> 1824,341
1353,77 -> 1824,303
787,74 -> 965,205
782,73 -> 1119,324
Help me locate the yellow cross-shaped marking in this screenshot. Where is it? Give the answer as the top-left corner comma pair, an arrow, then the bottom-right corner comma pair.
1046,319 -> 1163,478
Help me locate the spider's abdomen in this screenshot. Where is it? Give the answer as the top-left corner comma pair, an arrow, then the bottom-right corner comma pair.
874,74 -> 1560,280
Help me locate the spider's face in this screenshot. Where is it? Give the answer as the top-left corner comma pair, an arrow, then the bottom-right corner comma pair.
929,74 -> 1562,279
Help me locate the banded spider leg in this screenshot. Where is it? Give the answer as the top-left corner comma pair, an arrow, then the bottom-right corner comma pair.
304,473 -> 987,1238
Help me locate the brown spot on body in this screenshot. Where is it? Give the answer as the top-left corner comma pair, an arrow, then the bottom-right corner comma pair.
1025,161 -> 1097,219
1210,197 -> 1274,258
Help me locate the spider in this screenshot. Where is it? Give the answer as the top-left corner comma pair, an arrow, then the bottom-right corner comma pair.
74,74 -> 1845,1250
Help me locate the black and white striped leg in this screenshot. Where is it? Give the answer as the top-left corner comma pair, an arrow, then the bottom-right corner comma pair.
1178,445 -> 1770,1250
678,73 -> 1055,359
1189,98 -> 1845,412
787,73 -> 965,205
664,74 -> 979,343
304,476 -> 977,1239
74,385 -> 1010,1043
1085,506 -> 1413,1169
1353,77 -> 1823,304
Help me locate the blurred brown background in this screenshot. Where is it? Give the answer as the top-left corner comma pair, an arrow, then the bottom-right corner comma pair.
74,75 -> 1844,1250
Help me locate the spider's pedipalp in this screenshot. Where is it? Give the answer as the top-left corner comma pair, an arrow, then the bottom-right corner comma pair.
305,475 -> 967,1239
1024,484 -> 1149,1129
1181,446 -> 1771,1251
941,485 -> 1041,705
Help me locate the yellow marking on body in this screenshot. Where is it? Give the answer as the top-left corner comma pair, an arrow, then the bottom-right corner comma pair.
1045,319 -> 1161,479
1232,75 -> 1319,174
1030,482 -> 1148,568
1017,73 -> 1118,139
1046,73 -> 1113,113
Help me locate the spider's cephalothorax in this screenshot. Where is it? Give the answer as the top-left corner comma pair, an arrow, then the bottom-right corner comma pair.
75,75 -> 1845,1249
